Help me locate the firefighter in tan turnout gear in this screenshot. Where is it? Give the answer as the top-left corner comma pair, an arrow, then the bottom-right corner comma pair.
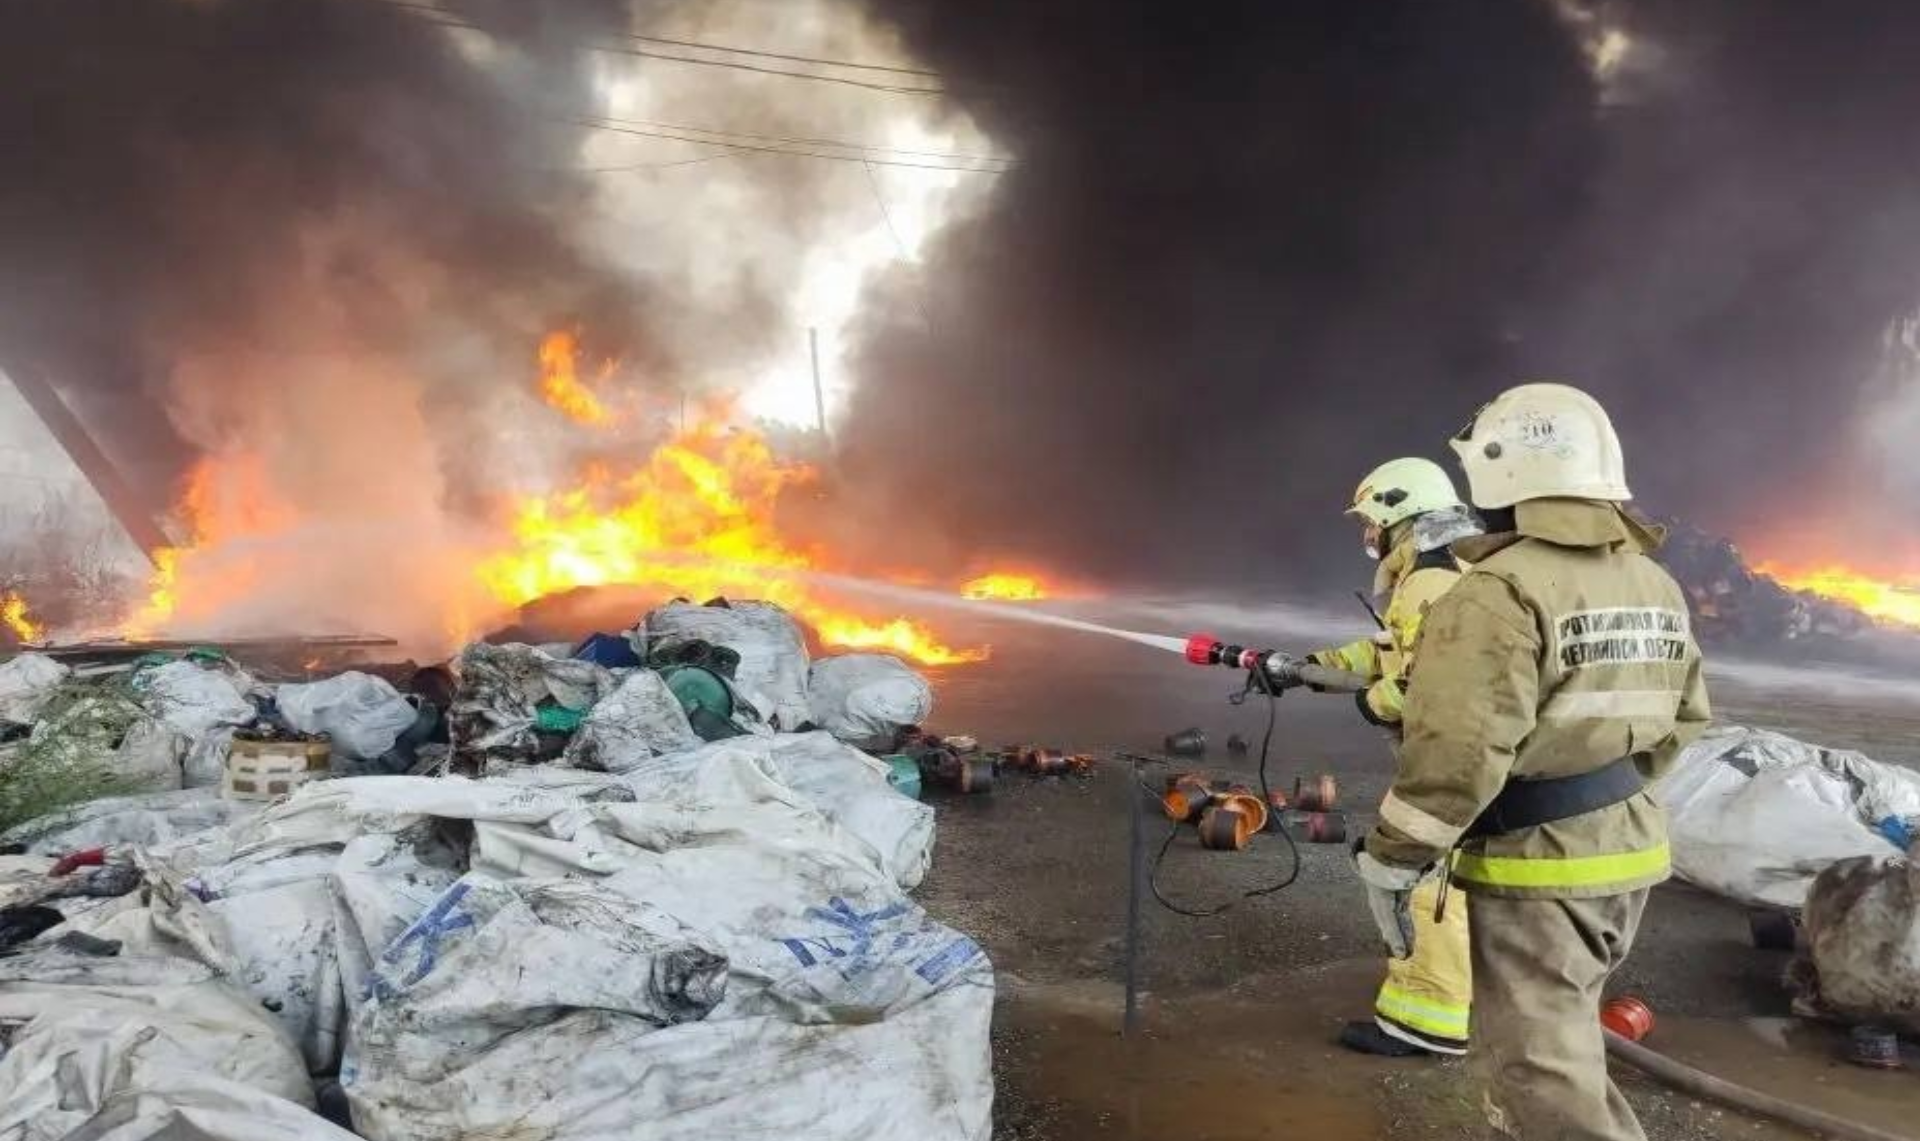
1306,458 -> 1479,1057
1354,383 -> 1711,1141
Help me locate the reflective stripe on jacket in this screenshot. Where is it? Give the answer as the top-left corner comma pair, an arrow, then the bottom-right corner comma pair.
1366,499 -> 1712,900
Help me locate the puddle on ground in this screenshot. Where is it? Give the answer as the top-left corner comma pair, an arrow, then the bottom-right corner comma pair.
993,964 -> 1920,1141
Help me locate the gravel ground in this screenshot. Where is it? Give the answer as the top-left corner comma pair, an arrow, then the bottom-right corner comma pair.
903,597 -> 1920,1141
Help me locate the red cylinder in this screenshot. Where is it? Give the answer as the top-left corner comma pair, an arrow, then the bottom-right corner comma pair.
1184,633 -> 1220,665
1600,996 -> 1655,1042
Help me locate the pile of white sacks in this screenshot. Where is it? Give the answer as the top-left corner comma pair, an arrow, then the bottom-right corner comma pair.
0,602 -> 988,1141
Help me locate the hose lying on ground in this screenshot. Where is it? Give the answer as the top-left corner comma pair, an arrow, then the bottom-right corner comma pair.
1605,1030 -> 1908,1141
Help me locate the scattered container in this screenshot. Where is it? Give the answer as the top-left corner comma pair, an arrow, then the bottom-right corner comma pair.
1848,1026 -> 1903,1070
224,737 -> 331,802
1600,995 -> 1656,1042
880,754 -> 923,800
1282,809 -> 1348,844
1164,727 -> 1207,756
1163,774 -> 1213,823
1292,773 -> 1338,812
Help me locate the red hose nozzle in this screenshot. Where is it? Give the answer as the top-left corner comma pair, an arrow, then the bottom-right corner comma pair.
1185,633 -> 1221,665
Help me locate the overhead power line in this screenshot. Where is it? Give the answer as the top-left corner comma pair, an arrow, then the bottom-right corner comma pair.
374,0 -> 948,95
578,117 -> 1009,174
589,112 -> 1010,167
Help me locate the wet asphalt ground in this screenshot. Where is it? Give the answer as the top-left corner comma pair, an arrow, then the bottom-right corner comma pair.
897,595 -> 1920,1141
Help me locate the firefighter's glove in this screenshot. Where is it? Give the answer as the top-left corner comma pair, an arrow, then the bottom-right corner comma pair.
1352,840 -> 1426,960
1356,680 -> 1402,728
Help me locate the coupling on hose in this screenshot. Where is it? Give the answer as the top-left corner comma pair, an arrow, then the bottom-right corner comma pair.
1183,634 -> 1304,689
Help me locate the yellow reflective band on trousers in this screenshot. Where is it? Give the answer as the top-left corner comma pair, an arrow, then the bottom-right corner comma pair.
1376,983 -> 1471,1041
1453,843 -> 1670,891
1373,877 -> 1472,1045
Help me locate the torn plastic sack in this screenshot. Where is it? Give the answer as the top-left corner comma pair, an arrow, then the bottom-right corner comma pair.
0,963 -> 327,1141
450,643 -> 616,767
343,873 -> 729,1140
276,672 -> 419,762
138,659 -> 255,740
184,725 -> 237,788
608,733 -> 934,890
3,682 -> 183,828
560,669 -> 700,774
807,653 -> 933,745
1656,725 -> 1920,908
1,785 -> 256,854
639,599 -> 811,731
1792,851 -> 1920,1034
341,762 -> 987,1141
0,652 -> 69,724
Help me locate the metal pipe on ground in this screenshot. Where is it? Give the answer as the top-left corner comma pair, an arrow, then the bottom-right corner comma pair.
1604,1030 -> 1908,1141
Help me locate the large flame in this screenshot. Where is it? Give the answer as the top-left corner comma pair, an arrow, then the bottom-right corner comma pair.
124,454 -> 295,640
111,332 -> 1034,667
2,591 -> 41,642
476,398 -> 989,666
961,572 -> 1050,601
537,329 -> 616,428
1756,562 -> 1920,630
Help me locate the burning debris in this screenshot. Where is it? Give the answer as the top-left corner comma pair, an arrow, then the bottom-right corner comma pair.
1654,519 -> 1874,647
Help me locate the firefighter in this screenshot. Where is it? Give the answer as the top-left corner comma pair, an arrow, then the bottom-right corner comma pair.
1306,457 -> 1479,1057
1354,382 -> 1711,1141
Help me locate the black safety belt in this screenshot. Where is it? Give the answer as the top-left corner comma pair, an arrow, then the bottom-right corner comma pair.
1464,755 -> 1647,838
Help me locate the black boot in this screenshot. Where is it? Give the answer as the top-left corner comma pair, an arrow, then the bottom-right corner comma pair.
1339,1020 -> 1433,1057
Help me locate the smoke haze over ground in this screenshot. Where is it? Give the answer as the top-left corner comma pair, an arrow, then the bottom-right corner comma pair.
846,0 -> 1920,588
7,0 -> 1920,642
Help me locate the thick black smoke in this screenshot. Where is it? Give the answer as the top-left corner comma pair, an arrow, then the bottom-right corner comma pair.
846,1 -> 1920,588
0,0 -> 651,501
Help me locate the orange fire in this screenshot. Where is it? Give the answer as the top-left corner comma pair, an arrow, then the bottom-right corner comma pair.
2,591 -> 42,642
537,329 -> 616,428
125,455 -> 292,640
1756,563 -> 1920,630
961,572 -> 1050,601
473,406 -> 989,666
115,331 -> 1030,668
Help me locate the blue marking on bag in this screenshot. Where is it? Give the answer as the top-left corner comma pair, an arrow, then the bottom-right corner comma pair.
371,881 -> 475,997
778,896 -> 981,987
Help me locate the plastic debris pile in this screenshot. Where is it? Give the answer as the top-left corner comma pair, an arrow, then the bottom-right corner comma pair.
0,598 -> 992,1141
1653,519 -> 1872,646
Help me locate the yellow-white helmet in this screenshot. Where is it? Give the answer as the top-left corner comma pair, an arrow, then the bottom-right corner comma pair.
1347,457 -> 1464,528
1449,382 -> 1630,509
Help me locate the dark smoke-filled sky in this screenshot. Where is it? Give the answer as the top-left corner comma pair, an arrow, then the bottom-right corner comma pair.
7,0 -> 1920,606
0,0 -> 654,496
845,0 -> 1920,586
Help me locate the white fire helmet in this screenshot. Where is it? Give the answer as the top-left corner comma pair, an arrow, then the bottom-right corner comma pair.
1347,457 -> 1464,529
1448,382 -> 1630,509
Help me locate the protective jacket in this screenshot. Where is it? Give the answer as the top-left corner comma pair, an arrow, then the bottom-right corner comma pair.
1368,499 -> 1711,900
1311,536 -> 1459,724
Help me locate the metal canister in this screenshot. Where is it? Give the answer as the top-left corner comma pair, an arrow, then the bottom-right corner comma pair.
1164,727 -> 1208,756
1848,1025 -> 1903,1070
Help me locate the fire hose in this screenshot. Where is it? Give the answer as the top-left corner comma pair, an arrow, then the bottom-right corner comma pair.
1131,634 -> 1370,918
1603,1032 -> 1908,1141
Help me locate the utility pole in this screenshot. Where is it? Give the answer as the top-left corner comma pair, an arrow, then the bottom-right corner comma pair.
808,326 -> 830,446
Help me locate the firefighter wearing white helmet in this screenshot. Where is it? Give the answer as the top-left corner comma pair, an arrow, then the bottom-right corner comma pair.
1355,382 -> 1711,1141
1304,456 -> 1480,1057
